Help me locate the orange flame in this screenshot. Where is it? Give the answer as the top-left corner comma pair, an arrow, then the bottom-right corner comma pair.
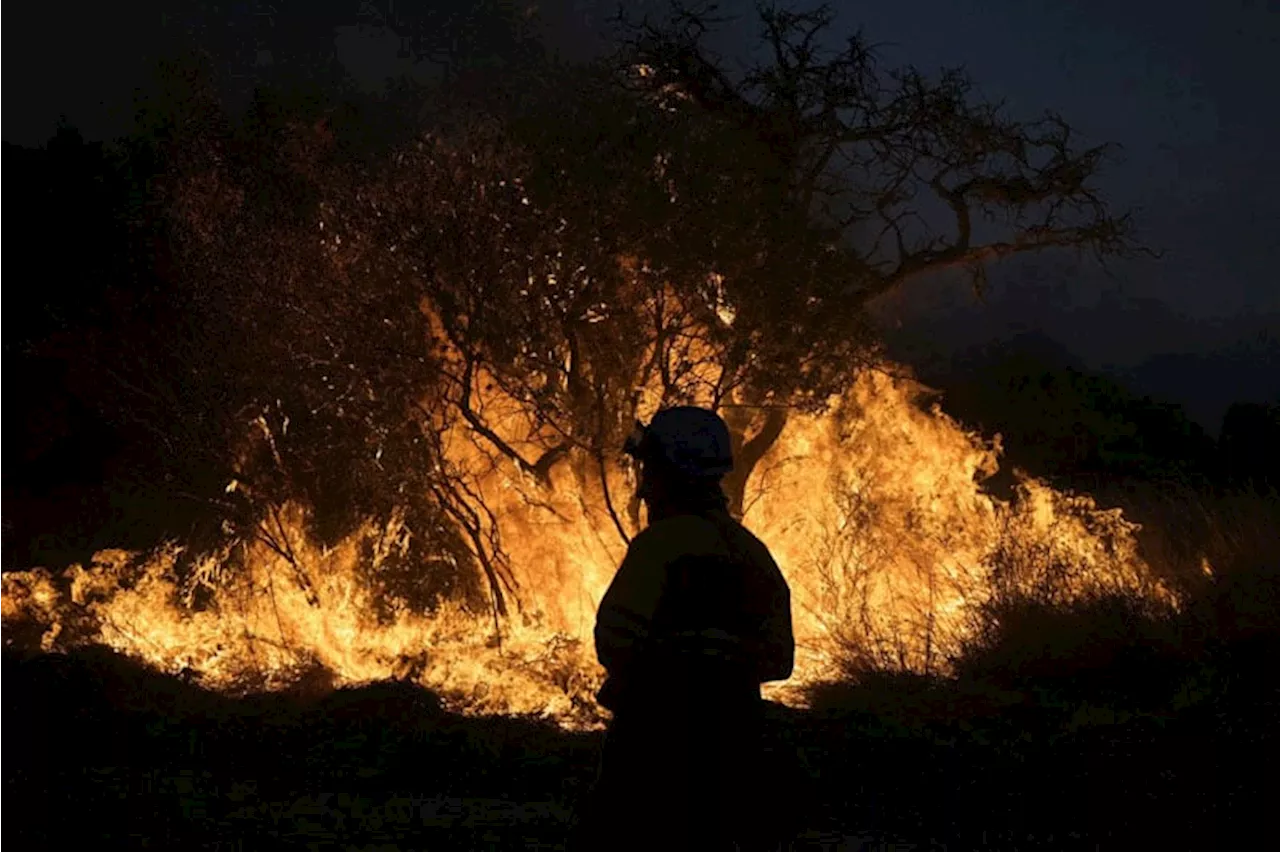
1,363 -> 1175,729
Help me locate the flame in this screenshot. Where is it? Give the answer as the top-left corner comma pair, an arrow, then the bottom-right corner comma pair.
1,363 -> 1175,729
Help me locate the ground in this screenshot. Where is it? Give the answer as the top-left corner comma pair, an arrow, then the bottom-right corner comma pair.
4,642 -> 1273,850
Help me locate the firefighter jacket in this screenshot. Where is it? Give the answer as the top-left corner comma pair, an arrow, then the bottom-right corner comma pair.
593,508 -> 794,712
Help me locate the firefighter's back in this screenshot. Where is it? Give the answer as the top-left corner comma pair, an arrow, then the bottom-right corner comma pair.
585,511 -> 792,851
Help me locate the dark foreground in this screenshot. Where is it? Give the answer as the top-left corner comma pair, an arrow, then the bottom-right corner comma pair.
4,639 -> 1274,851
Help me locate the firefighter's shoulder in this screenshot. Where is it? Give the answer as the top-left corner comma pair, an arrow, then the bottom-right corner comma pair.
627,515 -> 728,563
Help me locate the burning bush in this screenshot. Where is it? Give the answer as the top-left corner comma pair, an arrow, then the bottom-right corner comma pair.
4,364 -> 1185,728
2,2 -> 1172,729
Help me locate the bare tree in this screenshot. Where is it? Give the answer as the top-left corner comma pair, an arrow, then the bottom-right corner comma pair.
72,2 -> 1146,625
359,0 -> 1142,522
609,2 -> 1144,513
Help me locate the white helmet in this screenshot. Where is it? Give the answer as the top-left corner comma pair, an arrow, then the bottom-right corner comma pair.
623,406 -> 735,479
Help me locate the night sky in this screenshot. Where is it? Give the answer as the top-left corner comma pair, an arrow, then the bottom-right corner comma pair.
5,1 -> 1277,428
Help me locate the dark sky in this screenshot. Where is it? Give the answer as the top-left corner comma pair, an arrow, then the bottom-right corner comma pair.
5,1 -> 1277,426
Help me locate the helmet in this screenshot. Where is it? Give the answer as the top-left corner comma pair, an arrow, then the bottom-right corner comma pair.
623,406 -> 734,478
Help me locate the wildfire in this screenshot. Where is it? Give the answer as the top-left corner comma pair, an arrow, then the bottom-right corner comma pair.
1,364 -> 1173,729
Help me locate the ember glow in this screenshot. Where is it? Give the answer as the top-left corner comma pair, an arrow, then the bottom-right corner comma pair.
1,364 -> 1174,729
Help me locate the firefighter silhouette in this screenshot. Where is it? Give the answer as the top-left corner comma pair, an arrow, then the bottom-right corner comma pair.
573,407 -> 796,851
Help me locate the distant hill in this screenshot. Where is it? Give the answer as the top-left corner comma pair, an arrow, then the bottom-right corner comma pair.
872,269 -> 1280,436
1118,334 -> 1280,433
896,331 -> 1222,487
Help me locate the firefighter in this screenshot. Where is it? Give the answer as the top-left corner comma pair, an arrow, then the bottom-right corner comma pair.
572,406 -> 796,851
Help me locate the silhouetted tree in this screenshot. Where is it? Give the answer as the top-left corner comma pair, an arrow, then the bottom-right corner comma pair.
599,2 -> 1143,512
934,335 -> 1218,486
2,127 -> 149,567
1219,401 -> 1280,491
360,2 -> 1143,516
6,1 -> 1145,623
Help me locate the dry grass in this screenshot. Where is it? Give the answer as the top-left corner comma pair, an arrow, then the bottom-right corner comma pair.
1090,480 -> 1279,595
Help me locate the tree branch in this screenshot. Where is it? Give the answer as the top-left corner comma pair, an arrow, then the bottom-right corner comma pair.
453,355 -> 564,487
623,3 -> 1144,309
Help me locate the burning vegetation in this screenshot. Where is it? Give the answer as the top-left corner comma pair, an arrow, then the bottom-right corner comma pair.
2,3 -> 1174,731
7,7 -> 1278,849
1,364 -> 1174,729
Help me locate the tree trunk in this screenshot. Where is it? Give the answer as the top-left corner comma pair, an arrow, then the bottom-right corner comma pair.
721,407 -> 790,520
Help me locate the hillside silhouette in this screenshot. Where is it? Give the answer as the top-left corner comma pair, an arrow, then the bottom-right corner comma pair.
900,330 -> 1279,493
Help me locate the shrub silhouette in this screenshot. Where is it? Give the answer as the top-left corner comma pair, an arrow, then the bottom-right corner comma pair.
956,593 -> 1193,705
1220,401 -> 1280,491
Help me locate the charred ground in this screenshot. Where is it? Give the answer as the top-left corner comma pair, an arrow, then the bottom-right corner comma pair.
6,576 -> 1276,850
